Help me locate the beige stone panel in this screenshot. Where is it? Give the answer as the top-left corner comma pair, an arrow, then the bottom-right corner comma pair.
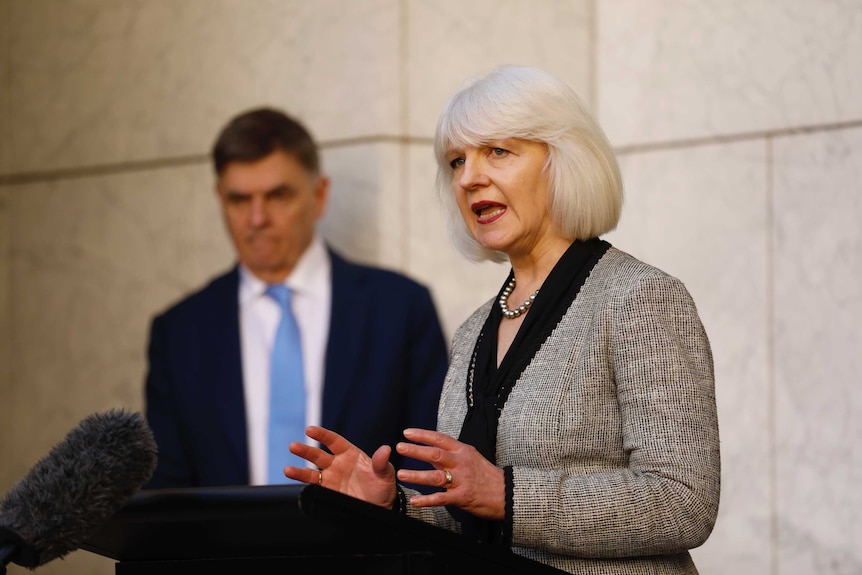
320,139 -> 509,346
320,139 -> 504,346
772,127 -> 862,575
319,140 -> 476,340
0,187 -> 10,472
605,140 -> 771,574
318,142 -> 405,271
1,162 -> 234,574
597,0 -> 862,147
0,0 -> 10,175
407,0 -> 593,138
1,162 -> 232,490
404,143 -> 509,344
3,0 -> 400,175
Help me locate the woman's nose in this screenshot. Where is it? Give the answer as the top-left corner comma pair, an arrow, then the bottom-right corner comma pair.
458,158 -> 490,189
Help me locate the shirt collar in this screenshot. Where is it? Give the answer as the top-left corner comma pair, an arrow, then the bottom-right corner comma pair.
238,234 -> 330,306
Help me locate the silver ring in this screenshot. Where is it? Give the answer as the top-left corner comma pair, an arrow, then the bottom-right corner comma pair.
444,470 -> 453,488
318,469 -> 323,485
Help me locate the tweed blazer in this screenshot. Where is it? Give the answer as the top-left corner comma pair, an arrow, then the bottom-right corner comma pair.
405,247 -> 720,575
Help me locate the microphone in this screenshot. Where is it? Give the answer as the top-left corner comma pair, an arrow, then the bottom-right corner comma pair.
0,409 -> 158,571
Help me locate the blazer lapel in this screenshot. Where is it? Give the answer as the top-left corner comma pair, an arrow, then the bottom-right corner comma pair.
209,267 -> 249,483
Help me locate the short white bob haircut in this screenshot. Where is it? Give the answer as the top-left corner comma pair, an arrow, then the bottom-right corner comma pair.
434,65 -> 623,263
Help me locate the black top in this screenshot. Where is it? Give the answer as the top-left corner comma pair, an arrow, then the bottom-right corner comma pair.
452,238 -> 611,544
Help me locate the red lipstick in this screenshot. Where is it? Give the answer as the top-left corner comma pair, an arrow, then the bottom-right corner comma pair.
471,201 -> 506,225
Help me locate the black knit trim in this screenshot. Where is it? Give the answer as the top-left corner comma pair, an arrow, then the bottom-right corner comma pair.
492,239 -> 611,411
392,484 -> 408,515
503,465 -> 514,547
453,239 -> 611,544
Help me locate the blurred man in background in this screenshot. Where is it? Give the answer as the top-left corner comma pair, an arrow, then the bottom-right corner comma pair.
143,107 -> 448,488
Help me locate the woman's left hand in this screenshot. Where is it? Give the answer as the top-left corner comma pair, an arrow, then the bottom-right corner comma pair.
395,428 -> 505,521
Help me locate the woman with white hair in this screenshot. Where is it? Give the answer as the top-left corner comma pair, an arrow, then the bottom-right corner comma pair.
285,65 -> 720,575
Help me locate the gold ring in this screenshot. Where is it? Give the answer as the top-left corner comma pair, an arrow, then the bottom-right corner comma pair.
318,469 -> 323,485
444,470 -> 453,488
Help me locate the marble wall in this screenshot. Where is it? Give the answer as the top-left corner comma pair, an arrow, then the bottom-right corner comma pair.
599,2 -> 862,574
0,1 -> 859,574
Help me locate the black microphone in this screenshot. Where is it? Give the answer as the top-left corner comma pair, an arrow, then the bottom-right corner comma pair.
0,409 -> 158,571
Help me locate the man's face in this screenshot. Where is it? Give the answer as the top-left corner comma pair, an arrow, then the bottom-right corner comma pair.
216,149 -> 328,284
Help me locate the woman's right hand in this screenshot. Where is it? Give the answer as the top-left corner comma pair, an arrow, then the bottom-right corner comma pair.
284,425 -> 397,509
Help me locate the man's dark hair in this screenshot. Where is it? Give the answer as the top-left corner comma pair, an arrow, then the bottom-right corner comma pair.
211,107 -> 320,176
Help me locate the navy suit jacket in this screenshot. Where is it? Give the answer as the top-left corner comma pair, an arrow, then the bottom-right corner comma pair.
144,249 -> 449,488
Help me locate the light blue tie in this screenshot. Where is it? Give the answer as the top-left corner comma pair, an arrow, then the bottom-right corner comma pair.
265,284 -> 306,484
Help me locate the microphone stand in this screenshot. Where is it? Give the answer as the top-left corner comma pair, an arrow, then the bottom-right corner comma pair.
0,527 -> 29,574
0,541 -> 15,574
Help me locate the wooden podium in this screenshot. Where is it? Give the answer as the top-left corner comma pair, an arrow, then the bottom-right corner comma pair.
82,484 -> 569,575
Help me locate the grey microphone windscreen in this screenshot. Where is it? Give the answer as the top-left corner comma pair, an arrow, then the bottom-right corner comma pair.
0,409 -> 158,568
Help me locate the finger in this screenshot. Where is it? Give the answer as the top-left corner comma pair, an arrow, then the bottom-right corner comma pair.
283,465 -> 320,485
395,441 -> 449,467
289,441 -> 333,468
405,491 -> 450,508
397,468 -> 451,489
304,425 -> 359,455
402,428 -> 461,449
370,445 -> 393,476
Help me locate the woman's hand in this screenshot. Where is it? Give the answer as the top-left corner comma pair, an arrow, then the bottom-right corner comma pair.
284,425 -> 397,509
395,428 -> 505,520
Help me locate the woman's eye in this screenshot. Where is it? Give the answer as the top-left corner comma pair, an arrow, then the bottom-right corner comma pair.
449,157 -> 465,169
491,147 -> 507,157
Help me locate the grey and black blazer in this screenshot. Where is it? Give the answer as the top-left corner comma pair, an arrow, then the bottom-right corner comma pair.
406,247 -> 721,575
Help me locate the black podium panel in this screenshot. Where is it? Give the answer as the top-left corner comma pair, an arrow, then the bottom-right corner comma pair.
82,484 -> 569,575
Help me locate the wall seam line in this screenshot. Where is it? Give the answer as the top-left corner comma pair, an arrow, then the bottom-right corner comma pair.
616,118 -> 862,156
5,119 -> 862,186
398,0 -> 410,271
766,135 -> 778,575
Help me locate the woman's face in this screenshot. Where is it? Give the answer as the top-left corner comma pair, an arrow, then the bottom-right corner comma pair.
446,138 -> 558,259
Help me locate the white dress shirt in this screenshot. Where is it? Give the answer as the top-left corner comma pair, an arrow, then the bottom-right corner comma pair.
238,235 -> 332,485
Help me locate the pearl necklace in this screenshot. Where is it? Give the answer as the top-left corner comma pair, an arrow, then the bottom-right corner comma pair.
498,277 -> 539,319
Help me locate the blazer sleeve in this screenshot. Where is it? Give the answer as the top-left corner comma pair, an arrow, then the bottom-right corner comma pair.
403,285 -> 449,443
510,272 -> 720,558
143,313 -> 195,489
